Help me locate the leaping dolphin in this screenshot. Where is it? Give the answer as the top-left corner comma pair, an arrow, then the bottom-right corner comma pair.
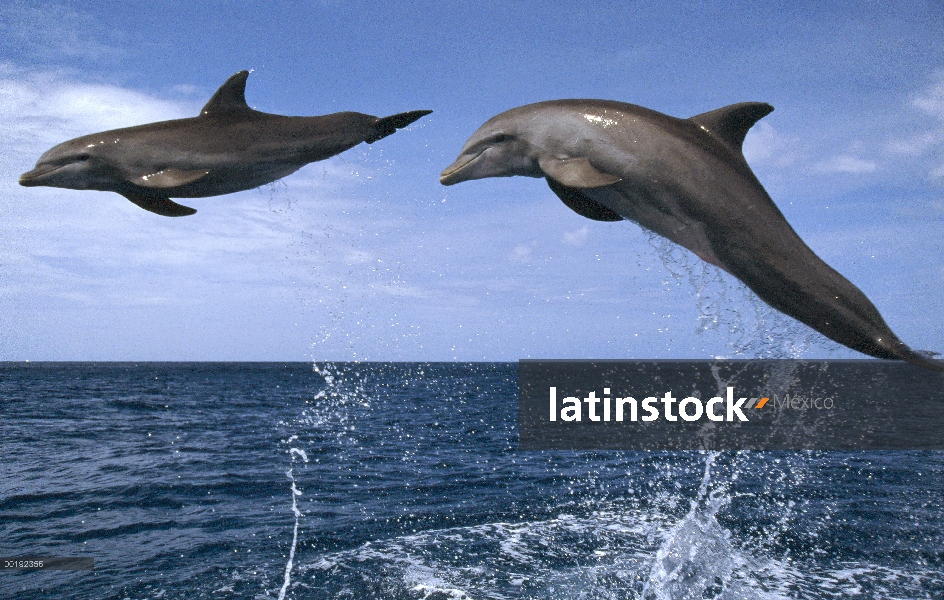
441,99 -> 944,372
19,71 -> 432,217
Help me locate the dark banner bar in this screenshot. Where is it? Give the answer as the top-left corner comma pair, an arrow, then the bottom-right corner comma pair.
518,360 -> 944,450
1,557 -> 94,570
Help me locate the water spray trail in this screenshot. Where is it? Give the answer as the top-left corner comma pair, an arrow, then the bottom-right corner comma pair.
694,451 -> 718,508
277,440 -> 309,600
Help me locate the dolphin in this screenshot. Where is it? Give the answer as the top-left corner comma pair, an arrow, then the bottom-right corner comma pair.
19,71 -> 432,217
441,99 -> 944,371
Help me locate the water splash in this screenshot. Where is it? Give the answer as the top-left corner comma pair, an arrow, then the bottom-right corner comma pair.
641,453 -> 736,600
262,179 -> 294,214
645,232 -> 839,360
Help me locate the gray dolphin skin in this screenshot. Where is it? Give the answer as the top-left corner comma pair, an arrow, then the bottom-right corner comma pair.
441,99 -> 944,371
19,71 -> 432,217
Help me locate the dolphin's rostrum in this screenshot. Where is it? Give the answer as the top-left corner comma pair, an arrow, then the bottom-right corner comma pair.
441,99 -> 944,371
19,71 -> 432,216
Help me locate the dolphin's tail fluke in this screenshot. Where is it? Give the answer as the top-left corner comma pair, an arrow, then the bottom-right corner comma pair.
899,348 -> 944,373
367,110 -> 432,143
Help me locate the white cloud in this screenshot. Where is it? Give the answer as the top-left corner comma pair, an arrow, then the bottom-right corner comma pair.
913,73 -> 944,119
0,4 -> 124,62
884,71 -> 944,178
742,122 -> 804,168
815,154 -> 878,174
886,131 -> 938,156
509,243 -> 534,263
912,73 -> 944,178
171,84 -> 198,96
562,225 -> 589,247
743,72 -> 944,187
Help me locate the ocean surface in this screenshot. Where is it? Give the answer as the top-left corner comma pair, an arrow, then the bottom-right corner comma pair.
1,362 -> 942,599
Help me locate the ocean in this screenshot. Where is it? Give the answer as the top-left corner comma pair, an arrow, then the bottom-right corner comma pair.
1,362 -> 942,599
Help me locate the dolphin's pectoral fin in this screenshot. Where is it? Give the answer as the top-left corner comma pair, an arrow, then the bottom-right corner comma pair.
689,102 -> 774,153
539,156 -> 621,189
200,71 -> 253,117
546,178 -> 623,222
134,168 -> 210,189
121,192 -> 197,217
367,110 -> 433,143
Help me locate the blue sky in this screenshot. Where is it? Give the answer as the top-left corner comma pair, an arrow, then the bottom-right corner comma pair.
1,0 -> 942,361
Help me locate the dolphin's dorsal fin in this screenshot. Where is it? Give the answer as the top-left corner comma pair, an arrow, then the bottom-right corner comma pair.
689,102 -> 774,153
200,71 -> 252,116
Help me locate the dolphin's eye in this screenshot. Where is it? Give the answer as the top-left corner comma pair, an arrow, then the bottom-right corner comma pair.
77,154 -> 90,161
492,134 -> 509,143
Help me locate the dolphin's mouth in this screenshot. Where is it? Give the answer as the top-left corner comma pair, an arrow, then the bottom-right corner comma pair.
18,164 -> 63,186
439,150 -> 485,186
